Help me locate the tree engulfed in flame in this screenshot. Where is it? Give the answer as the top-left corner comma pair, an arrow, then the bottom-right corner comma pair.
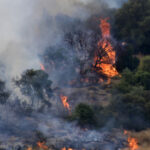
40,63 -> 46,71
124,130 -> 139,150
93,18 -> 119,79
60,95 -> 71,112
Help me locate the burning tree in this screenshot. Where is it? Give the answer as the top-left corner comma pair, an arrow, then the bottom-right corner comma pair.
93,18 -> 119,81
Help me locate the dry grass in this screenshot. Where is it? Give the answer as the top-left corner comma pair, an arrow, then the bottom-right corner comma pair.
61,85 -> 111,108
122,129 -> 150,150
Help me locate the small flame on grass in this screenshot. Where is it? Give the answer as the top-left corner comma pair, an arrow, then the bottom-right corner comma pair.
60,95 -> 71,113
124,130 -> 139,150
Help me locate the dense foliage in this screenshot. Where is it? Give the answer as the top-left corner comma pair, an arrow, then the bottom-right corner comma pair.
116,48 -> 140,72
70,103 -> 97,127
69,103 -> 111,128
115,0 -> 150,54
110,56 -> 150,130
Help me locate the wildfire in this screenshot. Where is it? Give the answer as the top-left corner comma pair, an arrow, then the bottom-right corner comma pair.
93,18 -> 119,79
124,130 -> 139,150
61,148 -> 73,150
40,63 -> 46,71
27,147 -> 32,150
60,95 -> 71,112
37,141 -> 48,150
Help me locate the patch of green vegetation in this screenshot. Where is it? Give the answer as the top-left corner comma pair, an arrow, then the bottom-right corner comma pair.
109,56 -> 150,130
116,49 -> 140,73
68,103 -> 111,128
69,103 -> 97,127
114,0 -> 150,54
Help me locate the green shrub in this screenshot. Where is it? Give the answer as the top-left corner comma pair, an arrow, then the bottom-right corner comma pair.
139,56 -> 150,72
115,69 -> 135,93
116,49 -> 139,72
72,103 -> 97,127
135,71 -> 150,90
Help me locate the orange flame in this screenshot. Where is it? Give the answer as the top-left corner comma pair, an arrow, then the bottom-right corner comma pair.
27,147 -> 32,150
93,18 -> 119,80
61,148 -> 73,150
40,63 -> 46,71
37,141 -> 48,150
124,130 -> 139,150
60,95 -> 71,112
128,137 -> 139,150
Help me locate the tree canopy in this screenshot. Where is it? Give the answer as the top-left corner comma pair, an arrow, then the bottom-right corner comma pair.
15,69 -> 53,109
115,0 -> 150,54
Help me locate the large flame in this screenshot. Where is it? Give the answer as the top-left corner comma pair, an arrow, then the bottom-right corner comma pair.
93,18 -> 118,79
124,130 -> 139,150
60,95 -> 71,112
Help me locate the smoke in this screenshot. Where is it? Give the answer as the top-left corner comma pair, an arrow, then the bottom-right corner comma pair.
0,0 -> 39,83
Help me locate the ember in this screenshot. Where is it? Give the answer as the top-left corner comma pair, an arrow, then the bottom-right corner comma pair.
93,18 -> 119,80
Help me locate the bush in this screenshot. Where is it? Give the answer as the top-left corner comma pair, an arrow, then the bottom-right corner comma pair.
72,103 -> 97,127
115,69 -> 135,93
110,61 -> 150,130
116,49 -> 139,72
139,56 -> 150,72
110,86 -> 149,130
75,103 -> 96,126
135,71 -> 150,90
